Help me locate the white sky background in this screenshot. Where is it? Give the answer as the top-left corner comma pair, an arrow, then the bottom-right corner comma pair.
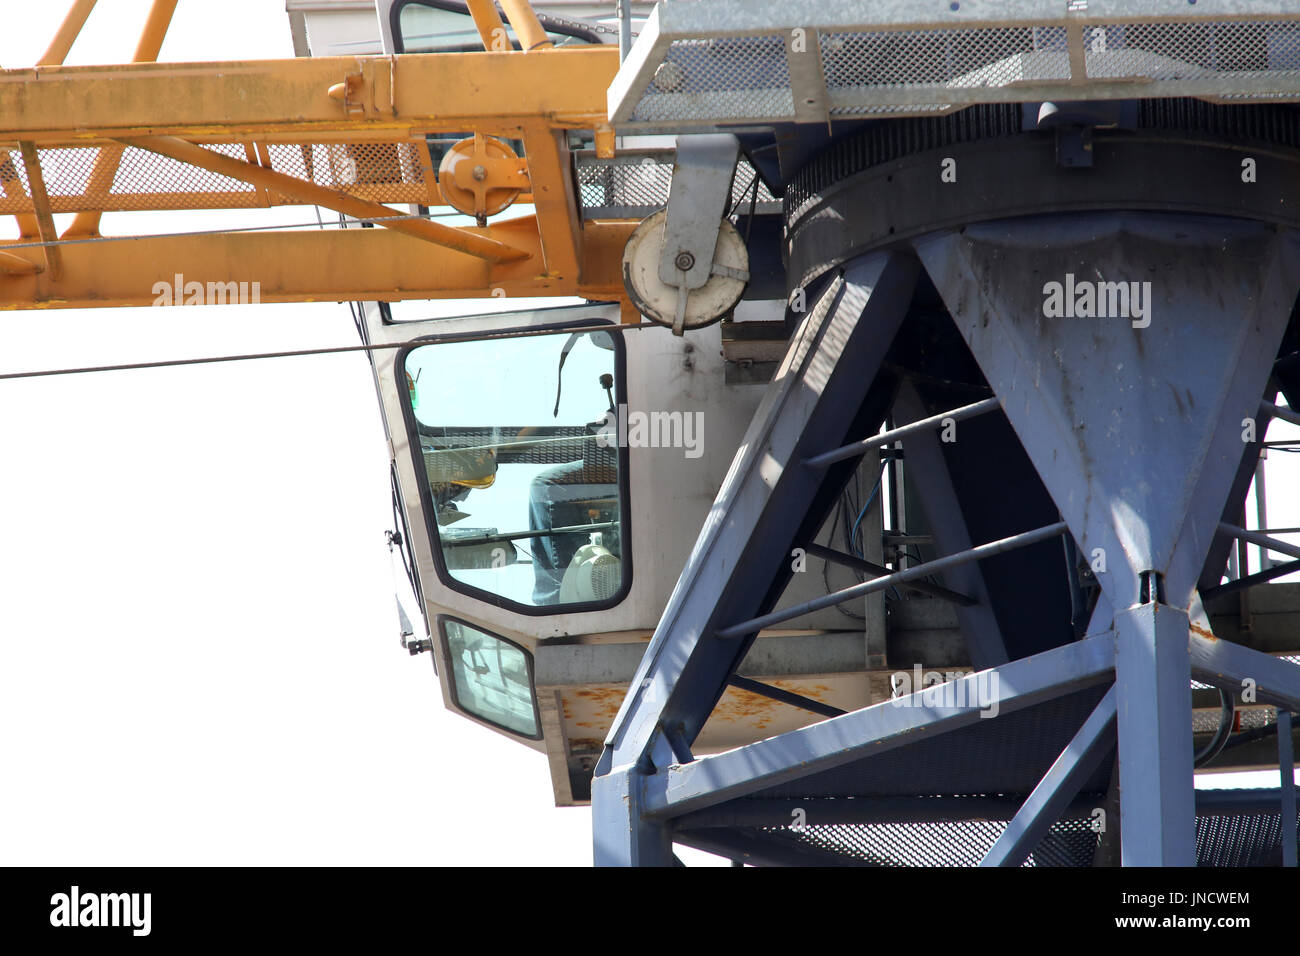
0,1 -> 1293,867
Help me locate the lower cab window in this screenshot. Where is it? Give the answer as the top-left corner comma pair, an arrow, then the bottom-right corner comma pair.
441,619 -> 539,738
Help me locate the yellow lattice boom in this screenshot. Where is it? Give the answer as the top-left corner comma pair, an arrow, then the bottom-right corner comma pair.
0,0 -> 636,310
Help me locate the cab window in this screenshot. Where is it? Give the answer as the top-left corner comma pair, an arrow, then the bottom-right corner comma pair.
394,0 -> 597,54
442,619 -> 539,737
403,326 -> 628,612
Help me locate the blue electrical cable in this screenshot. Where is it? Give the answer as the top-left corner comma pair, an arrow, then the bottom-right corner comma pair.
850,472 -> 884,558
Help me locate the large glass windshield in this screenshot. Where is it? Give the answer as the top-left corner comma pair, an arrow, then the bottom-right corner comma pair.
404,328 -> 625,610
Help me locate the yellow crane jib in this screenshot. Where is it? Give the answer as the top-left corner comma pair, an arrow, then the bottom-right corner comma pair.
0,5 -> 628,311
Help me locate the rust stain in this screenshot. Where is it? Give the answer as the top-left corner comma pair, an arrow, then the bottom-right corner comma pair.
1190,623 -> 1216,641
570,686 -> 626,720
560,681 -> 843,739
707,682 -> 836,730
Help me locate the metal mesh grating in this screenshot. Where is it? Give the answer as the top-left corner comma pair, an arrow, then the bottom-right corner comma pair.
0,150 -> 31,209
631,35 -> 793,123
265,142 -> 430,204
1193,705 -> 1276,734
718,809 -> 1296,865
110,144 -> 256,208
1,143 -> 256,213
753,816 -> 1099,866
417,426 -> 596,469
1031,818 -> 1105,867
577,154 -> 673,218
819,26 -> 1069,116
611,8 -> 1300,128
1197,810 -> 1291,866
575,151 -> 778,220
1085,21 -> 1300,81
0,141 -> 431,214
784,104 -> 1024,224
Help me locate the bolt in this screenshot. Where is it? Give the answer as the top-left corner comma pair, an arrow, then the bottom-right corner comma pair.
472,165 -> 488,181
674,251 -> 696,271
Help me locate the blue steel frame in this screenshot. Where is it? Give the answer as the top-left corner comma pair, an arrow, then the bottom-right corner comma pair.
893,383 -> 1007,670
1281,711 -> 1298,867
592,214 -> 1300,867
980,686 -> 1118,867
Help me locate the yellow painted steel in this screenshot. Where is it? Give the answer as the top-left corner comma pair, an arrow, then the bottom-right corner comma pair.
17,143 -> 61,280
436,135 -> 528,220
0,221 -> 635,310
2,148 -> 38,240
63,0 -> 178,239
499,0 -> 554,52
0,49 -> 617,140
123,135 -> 529,261
132,0 -> 179,62
0,249 -> 39,276
520,122 -> 583,281
39,0 -> 98,66
464,0 -> 511,52
17,0 -> 100,239
0,42 -> 632,311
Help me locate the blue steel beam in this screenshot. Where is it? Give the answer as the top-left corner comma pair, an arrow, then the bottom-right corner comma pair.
1187,630 -> 1300,713
980,686 -> 1117,867
1197,399 -> 1272,594
1195,786 -> 1300,815
804,397 -> 1000,469
1201,557 -> 1300,599
1261,400 -> 1300,427
714,521 -> 1066,639
593,252 -> 917,865
914,215 -> 1300,612
803,542 -> 975,605
1281,711 -> 1297,867
1116,602 -> 1197,865
600,254 -> 915,769
641,632 -> 1116,820
914,214 -> 1300,866
597,213 -> 1300,865
1218,522 -> 1300,562
591,761 -> 673,866
895,382 -> 1009,669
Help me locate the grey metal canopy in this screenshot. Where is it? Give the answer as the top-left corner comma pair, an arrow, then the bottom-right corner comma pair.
609,0 -> 1300,129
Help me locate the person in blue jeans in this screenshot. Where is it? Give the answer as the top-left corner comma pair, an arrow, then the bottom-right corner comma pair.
527,425 -> 620,605
528,459 -> 604,604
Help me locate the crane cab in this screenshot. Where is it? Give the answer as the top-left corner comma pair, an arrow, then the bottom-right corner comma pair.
286,0 -> 876,805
